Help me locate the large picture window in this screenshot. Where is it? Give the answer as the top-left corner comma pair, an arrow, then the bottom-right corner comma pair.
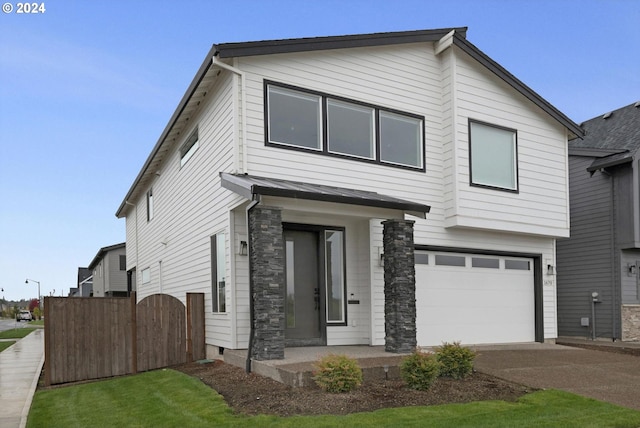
327,99 -> 375,159
266,82 -> 424,170
267,86 -> 322,150
469,120 -> 518,191
211,233 -> 226,313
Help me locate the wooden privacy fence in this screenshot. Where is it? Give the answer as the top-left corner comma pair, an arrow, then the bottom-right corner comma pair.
44,292 -> 205,386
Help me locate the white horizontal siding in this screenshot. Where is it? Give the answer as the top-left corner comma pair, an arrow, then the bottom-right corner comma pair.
448,49 -> 570,237
128,71 -> 242,349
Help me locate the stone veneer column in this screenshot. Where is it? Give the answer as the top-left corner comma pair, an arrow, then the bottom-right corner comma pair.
382,219 -> 417,353
248,205 -> 285,360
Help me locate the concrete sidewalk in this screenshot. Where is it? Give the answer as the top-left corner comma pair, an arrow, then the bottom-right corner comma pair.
474,343 -> 640,411
0,328 -> 45,428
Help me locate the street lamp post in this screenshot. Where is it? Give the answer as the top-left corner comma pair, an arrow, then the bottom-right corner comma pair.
25,278 -> 41,310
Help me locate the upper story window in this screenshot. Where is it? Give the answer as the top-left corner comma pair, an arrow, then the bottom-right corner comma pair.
180,127 -> 199,167
469,120 -> 518,192
266,82 -> 425,170
146,188 -> 154,221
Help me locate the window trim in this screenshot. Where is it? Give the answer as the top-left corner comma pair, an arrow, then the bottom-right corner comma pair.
180,126 -> 199,167
211,233 -> 226,313
468,119 -> 519,193
141,267 -> 151,284
265,81 -> 425,172
146,188 -> 154,222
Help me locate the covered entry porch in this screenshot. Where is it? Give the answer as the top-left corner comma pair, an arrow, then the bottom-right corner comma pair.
221,173 -> 430,367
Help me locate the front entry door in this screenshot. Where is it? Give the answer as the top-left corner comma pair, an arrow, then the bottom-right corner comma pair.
284,230 -> 325,346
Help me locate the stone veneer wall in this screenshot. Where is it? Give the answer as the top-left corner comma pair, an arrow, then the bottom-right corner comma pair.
248,205 -> 285,360
382,219 -> 417,353
622,305 -> 640,341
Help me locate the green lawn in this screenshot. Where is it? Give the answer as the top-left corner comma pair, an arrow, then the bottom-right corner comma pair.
29,320 -> 45,327
27,369 -> 640,428
0,340 -> 16,352
0,327 -> 36,339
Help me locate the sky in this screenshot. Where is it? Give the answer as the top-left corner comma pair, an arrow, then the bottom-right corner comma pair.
0,0 -> 638,302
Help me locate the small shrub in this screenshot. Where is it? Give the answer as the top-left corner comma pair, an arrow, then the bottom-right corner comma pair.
435,341 -> 476,379
313,354 -> 363,393
399,350 -> 440,391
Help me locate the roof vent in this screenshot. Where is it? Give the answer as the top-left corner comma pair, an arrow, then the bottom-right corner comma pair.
602,112 -> 612,119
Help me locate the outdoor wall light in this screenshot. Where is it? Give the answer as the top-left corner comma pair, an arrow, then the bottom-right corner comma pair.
239,240 -> 248,256
628,264 -> 637,276
546,264 -> 555,275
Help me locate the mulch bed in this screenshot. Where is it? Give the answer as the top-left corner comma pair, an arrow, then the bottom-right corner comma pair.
175,360 -> 532,417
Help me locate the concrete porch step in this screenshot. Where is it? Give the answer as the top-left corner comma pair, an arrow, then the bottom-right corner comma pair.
224,346 -> 407,387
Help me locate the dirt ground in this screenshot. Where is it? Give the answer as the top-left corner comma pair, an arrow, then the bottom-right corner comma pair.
175,360 -> 532,417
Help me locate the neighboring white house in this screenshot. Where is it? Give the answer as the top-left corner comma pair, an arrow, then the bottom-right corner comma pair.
88,243 -> 128,297
116,28 -> 583,360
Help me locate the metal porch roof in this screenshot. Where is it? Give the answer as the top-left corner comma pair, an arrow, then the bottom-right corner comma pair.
220,173 -> 431,219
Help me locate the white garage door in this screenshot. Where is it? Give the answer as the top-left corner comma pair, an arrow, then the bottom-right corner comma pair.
415,252 -> 535,347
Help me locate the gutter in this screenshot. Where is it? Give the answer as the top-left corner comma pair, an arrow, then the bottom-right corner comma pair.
245,195 -> 261,373
211,56 -> 248,174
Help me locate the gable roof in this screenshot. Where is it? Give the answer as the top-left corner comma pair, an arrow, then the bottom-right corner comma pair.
569,101 -> 640,172
220,173 -> 431,219
116,28 -> 583,218
569,101 -> 640,152
88,242 -> 125,270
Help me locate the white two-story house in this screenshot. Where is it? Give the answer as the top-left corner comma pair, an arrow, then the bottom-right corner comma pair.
116,28 -> 583,361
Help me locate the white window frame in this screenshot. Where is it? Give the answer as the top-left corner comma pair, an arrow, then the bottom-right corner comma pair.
141,267 -> 151,284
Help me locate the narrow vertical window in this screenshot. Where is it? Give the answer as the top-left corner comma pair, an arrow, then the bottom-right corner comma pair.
180,127 -> 199,167
119,255 -> 126,271
285,240 -> 296,328
211,233 -> 226,312
325,230 -> 346,323
146,188 -> 154,221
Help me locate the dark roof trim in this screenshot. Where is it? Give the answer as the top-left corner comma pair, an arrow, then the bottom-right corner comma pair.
116,45 -> 218,218
569,147 -> 627,157
451,34 -> 584,139
586,150 -> 633,173
214,28 -> 467,58
220,172 -> 431,218
88,242 -> 126,270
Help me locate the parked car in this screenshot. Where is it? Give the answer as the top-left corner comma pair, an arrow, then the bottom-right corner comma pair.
16,310 -> 33,322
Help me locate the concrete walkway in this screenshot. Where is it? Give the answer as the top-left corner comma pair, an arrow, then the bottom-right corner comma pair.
0,329 -> 44,428
474,343 -> 640,411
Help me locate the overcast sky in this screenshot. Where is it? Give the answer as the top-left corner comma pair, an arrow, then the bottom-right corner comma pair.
1,0 -> 638,302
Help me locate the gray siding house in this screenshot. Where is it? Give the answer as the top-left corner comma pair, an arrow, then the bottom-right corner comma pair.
557,102 -> 640,341
88,243 -> 128,297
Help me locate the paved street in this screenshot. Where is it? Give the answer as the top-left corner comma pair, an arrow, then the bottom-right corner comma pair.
0,318 -> 29,333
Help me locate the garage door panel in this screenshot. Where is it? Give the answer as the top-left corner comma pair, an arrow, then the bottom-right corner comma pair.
415,254 -> 535,346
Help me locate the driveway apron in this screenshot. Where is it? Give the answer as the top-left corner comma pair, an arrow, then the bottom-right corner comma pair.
474,344 -> 640,411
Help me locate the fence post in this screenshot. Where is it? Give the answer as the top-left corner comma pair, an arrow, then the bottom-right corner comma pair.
44,296 -> 51,386
130,292 -> 137,374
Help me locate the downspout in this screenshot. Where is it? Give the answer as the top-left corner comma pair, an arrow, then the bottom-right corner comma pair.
610,172 -> 619,341
124,200 -> 138,297
245,195 -> 261,373
211,56 -> 248,174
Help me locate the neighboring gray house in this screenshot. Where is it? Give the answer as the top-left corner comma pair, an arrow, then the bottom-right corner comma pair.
116,28 -> 583,361
88,243 -> 128,297
76,267 -> 93,297
557,101 -> 640,341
